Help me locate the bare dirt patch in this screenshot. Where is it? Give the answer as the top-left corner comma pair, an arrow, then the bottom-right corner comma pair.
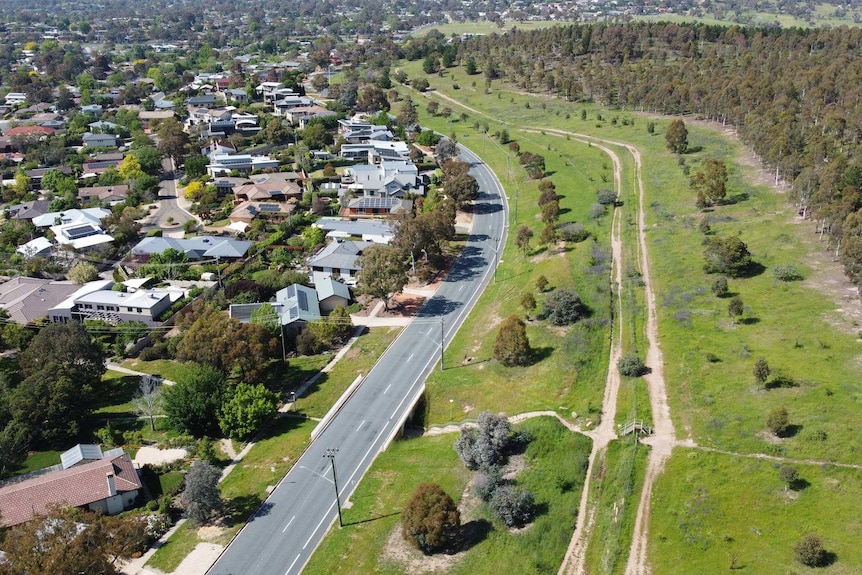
197,525 -> 227,542
382,525 -> 466,575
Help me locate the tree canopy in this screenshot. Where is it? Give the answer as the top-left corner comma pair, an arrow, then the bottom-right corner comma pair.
401,482 -> 460,555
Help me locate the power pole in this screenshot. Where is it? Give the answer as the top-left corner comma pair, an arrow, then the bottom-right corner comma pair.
440,317 -> 444,371
323,448 -> 343,528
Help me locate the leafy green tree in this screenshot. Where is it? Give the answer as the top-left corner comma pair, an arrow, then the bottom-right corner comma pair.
665,119 -> 688,154
535,275 -> 549,292
520,291 -> 536,316
250,302 -> 280,337
515,225 -> 533,255
711,277 -> 729,297
767,406 -> 790,436
0,507 -> 148,575
155,117 -> 189,166
163,363 -> 226,438
691,158 -> 728,207
703,235 -> 752,277
754,358 -> 771,386
358,244 -> 409,310
541,200 -> 560,223
301,122 -> 329,150
727,295 -> 744,322
401,483 -> 461,555
618,353 -> 646,377
397,96 -> 418,127
69,262 -> 99,284
181,460 -> 223,525
779,465 -> 799,492
445,172 -> 479,209
494,315 -> 531,367
219,383 -> 279,440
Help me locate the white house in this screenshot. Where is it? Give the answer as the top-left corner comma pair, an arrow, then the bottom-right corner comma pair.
4,92 -> 27,106
206,153 -> 279,177
340,141 -> 411,163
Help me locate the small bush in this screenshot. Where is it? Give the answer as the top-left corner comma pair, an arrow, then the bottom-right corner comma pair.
795,534 -> 827,567
767,406 -> 790,436
489,485 -> 534,527
558,223 -> 590,243
711,277 -> 729,297
773,264 -> 803,281
618,353 -> 646,377
474,467 -> 503,502
402,483 -> 460,554
542,288 -> 586,326
596,189 -> 617,205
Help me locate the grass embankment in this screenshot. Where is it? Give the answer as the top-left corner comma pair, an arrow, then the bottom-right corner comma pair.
413,104 -> 614,428
650,449 -> 862,574
293,326 -> 402,418
583,439 -> 649,575
305,417 -> 591,575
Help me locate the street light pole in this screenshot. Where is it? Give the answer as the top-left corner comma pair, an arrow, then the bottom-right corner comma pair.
323,448 -> 343,528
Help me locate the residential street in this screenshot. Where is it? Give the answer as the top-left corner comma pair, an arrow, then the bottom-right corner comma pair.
207,145 -> 506,575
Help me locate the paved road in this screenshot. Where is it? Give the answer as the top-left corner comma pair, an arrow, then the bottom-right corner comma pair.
142,158 -> 196,231
208,145 -> 507,575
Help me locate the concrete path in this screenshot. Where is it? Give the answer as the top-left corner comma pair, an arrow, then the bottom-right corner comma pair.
105,361 -> 176,385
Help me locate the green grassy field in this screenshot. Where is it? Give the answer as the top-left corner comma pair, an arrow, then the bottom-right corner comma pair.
583,439 -> 649,575
305,417 -> 592,575
414,20 -> 561,38
384,58 -> 862,572
650,449 -> 862,574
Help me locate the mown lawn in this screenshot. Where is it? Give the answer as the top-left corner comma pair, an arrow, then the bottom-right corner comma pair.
650,449 -> 862,574
305,416 -> 592,575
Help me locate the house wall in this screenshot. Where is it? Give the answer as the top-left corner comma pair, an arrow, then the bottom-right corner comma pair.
86,490 -> 137,516
319,295 -> 349,314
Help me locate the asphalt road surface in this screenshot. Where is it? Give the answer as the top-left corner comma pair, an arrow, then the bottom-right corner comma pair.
208,145 -> 507,575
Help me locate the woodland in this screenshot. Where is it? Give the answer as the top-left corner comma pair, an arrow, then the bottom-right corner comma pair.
404,23 -> 862,292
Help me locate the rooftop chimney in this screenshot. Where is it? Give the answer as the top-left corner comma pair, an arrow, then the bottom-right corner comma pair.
106,472 -> 117,497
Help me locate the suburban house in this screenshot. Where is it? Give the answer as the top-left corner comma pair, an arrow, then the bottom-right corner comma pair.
342,197 -> 413,218
0,444 -> 143,527
313,217 -> 395,244
78,184 -> 129,204
131,235 -> 252,261
341,161 -> 423,198
222,88 -> 249,103
0,277 -> 83,324
7,199 -> 51,221
233,172 -> 303,202
186,94 -> 217,107
206,153 -> 280,177
229,201 -> 295,224
15,236 -> 53,259
48,283 -> 183,325
4,92 -> 27,106
340,141 -> 411,163
82,132 -> 119,148
50,221 -> 114,250
25,166 -> 73,189
88,120 -> 119,133
32,207 -> 111,228
282,105 -> 337,129
81,152 -> 124,179
307,239 -> 372,283
230,279 -> 351,331
337,118 -> 395,143
313,274 -> 352,313
272,95 -> 315,117
185,107 -> 260,139
138,110 -> 175,131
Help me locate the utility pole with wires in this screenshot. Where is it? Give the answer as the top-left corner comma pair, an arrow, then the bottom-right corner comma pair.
323,448 -> 343,528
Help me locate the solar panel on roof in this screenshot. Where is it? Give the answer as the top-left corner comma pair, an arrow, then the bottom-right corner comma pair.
297,290 -> 308,311
259,203 -> 280,212
65,225 -> 98,240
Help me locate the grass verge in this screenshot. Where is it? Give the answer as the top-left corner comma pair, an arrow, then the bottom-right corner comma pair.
304,416 -> 591,575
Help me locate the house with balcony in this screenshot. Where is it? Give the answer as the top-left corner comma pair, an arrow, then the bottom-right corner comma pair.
340,141 -> 411,163
341,161 -> 423,198
206,153 -> 279,177
48,283 -> 182,325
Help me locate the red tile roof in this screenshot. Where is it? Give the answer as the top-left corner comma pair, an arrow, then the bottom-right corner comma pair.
0,453 -> 142,527
3,125 -> 55,137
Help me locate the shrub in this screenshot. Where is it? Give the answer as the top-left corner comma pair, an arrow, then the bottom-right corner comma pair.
558,223 -> 590,243
794,534 -> 827,567
474,466 -> 503,502
401,483 -> 460,554
767,406 -> 790,436
542,288 -> 586,326
180,461 -> 223,525
703,235 -> 752,277
596,189 -> 617,205
711,277 -> 729,297
773,264 -> 803,281
454,411 -> 512,470
618,353 -> 646,377
489,485 -> 535,527
753,358 -> 770,385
